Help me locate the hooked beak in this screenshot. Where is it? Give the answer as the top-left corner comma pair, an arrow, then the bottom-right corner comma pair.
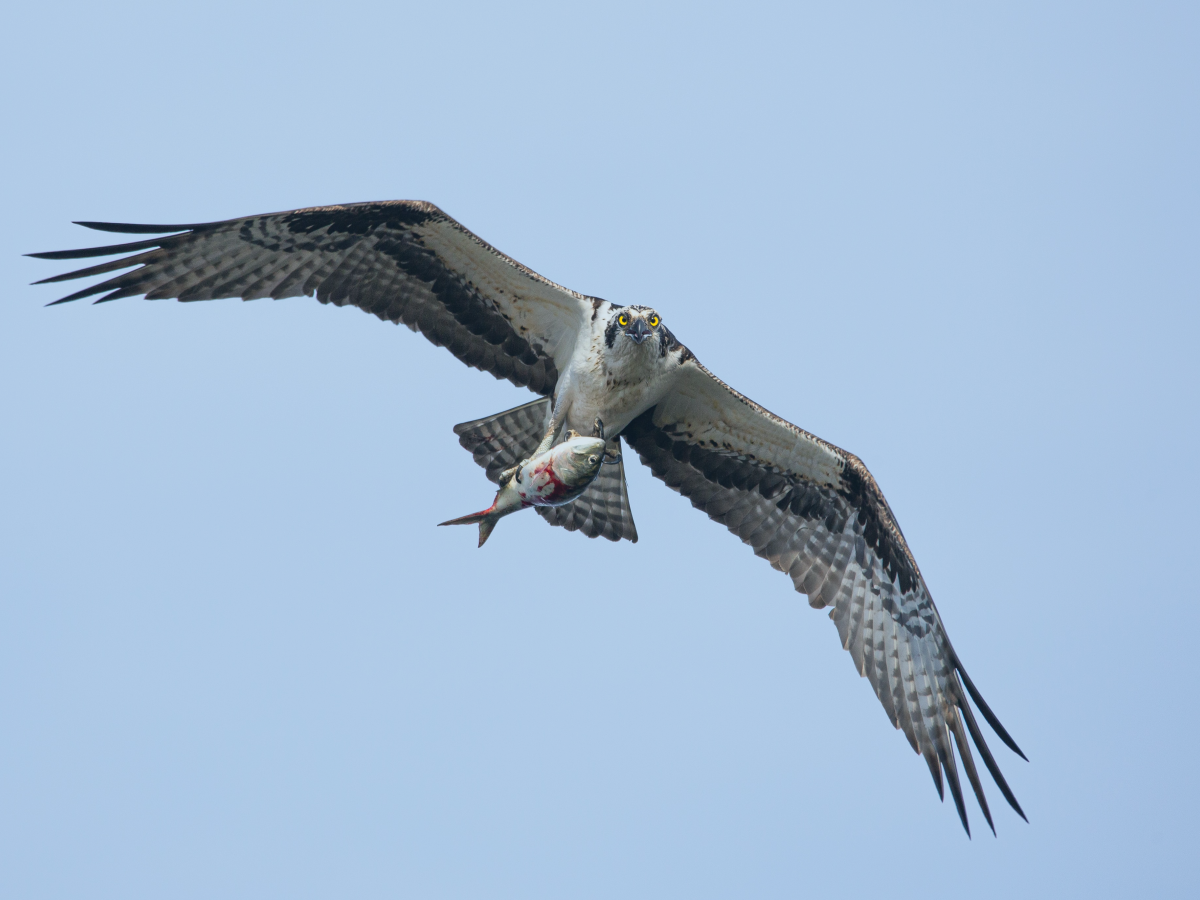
626,318 -> 651,344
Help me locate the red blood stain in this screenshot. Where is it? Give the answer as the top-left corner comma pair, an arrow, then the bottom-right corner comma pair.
517,457 -> 579,508
542,461 -> 567,497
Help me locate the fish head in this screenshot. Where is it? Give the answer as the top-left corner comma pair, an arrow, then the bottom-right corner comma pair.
561,436 -> 607,483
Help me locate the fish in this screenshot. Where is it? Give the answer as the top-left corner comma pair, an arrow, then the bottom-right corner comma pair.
438,433 -> 608,546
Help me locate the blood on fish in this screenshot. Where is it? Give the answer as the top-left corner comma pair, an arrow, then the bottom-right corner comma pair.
440,435 -> 606,546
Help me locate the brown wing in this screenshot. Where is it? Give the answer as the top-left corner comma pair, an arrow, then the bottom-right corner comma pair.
29,200 -> 598,394
622,361 -> 1027,835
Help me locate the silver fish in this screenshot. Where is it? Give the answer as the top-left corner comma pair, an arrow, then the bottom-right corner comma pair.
439,433 -> 607,546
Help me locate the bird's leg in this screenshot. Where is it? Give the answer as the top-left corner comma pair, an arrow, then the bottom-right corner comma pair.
531,406 -> 566,457
592,417 -> 621,464
498,403 -> 567,486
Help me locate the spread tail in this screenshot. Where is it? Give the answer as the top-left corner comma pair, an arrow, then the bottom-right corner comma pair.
453,399 -> 638,544
453,398 -> 551,484
437,509 -> 499,547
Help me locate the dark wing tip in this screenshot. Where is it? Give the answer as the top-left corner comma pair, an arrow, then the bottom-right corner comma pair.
72,220 -> 196,234
955,667 -> 1029,823
954,656 -> 1028,762
26,236 -> 174,262
940,746 -> 971,837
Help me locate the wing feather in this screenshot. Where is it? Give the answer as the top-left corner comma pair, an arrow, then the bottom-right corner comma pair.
29,200 -> 595,395
622,360 -> 1026,834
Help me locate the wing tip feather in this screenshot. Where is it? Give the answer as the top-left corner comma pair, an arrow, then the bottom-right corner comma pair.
954,654 -> 1028,761
73,220 -> 196,234
956,672 -> 1029,823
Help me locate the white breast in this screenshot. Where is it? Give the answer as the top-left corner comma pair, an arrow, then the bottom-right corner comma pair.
558,313 -> 684,437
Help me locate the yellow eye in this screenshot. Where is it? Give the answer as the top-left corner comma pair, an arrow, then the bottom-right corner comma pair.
648,315 -> 660,327
618,314 -> 628,326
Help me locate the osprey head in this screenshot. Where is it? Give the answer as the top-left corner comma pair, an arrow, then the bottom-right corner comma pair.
607,305 -> 664,348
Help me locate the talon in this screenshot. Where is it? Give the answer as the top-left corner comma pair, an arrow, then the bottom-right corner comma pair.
603,448 -> 622,465
502,457 -> 532,486
498,459 -> 528,486
592,417 -> 605,440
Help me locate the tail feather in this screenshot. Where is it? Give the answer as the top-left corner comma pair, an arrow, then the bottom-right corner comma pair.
453,398 -> 551,484
437,510 -> 499,547
536,443 -> 638,543
453,401 -> 639,544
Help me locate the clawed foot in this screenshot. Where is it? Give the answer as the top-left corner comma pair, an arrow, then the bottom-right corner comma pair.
592,418 -> 620,464
498,459 -> 530,486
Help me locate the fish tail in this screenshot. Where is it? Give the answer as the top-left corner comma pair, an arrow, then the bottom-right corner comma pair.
437,508 -> 500,547
476,517 -> 498,547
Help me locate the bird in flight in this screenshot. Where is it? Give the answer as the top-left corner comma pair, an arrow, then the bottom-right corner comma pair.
30,200 -> 1027,835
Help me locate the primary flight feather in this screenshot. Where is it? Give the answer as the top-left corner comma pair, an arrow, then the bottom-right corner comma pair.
30,199 -> 1027,835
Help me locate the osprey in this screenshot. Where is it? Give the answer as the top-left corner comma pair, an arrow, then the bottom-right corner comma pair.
31,200 -> 1026,835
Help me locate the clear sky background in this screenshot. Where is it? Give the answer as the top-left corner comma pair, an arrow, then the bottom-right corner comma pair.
2,2 -> 1197,897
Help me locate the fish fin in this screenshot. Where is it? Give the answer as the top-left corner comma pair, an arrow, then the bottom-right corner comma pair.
477,517 -> 498,547
438,509 -> 500,548
438,510 -> 489,527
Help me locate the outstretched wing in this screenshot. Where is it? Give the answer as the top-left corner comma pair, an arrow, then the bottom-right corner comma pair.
29,200 -> 597,395
621,360 -> 1027,835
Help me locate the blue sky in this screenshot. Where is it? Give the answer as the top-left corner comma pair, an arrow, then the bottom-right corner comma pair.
2,2 -> 1197,897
